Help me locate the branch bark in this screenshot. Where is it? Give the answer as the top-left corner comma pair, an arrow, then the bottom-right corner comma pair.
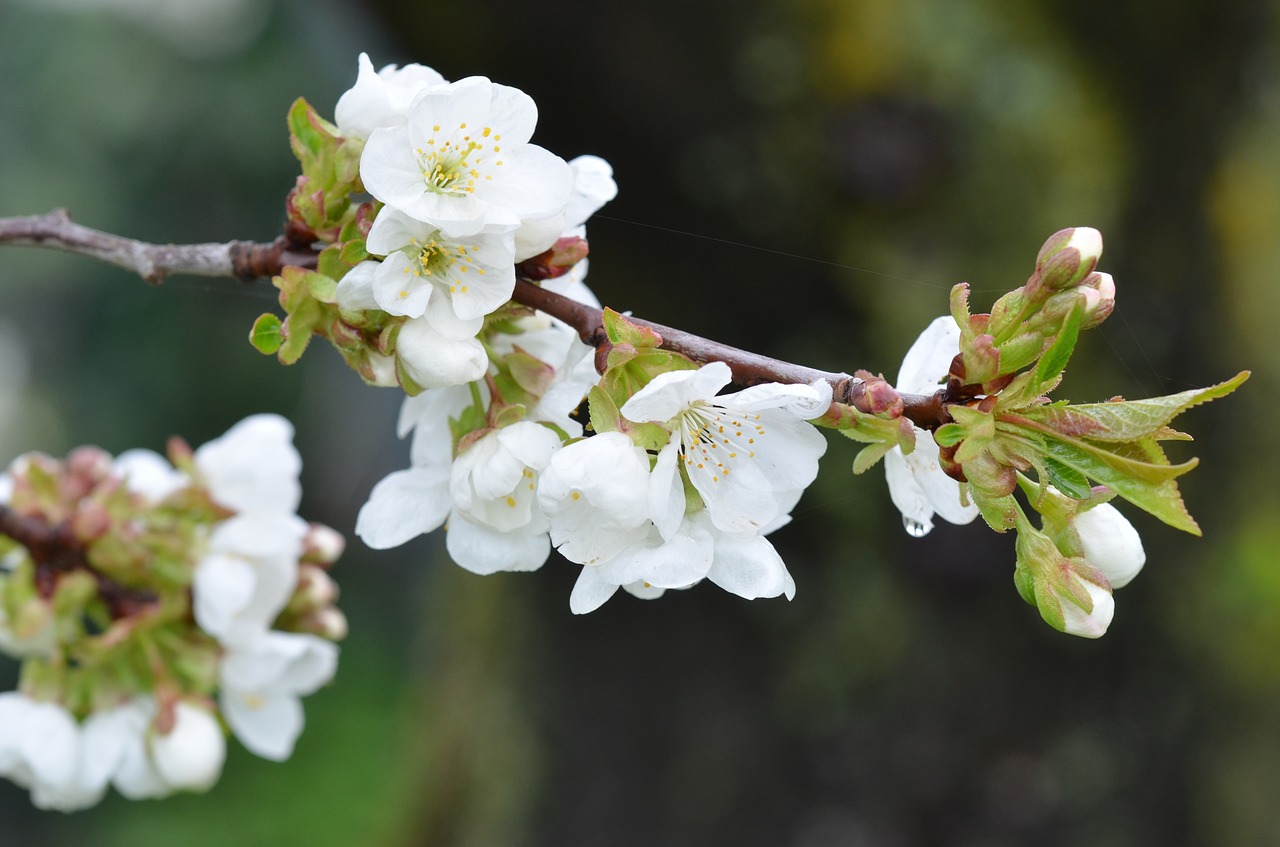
0,210 -> 948,428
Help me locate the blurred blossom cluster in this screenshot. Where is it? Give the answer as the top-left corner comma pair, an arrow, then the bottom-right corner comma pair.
0,416 -> 343,810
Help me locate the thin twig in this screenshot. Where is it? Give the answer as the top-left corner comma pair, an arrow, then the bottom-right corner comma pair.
0,210 -> 947,427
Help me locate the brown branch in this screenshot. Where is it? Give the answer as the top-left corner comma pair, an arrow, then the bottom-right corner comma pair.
0,210 -> 948,428
0,504 -> 157,618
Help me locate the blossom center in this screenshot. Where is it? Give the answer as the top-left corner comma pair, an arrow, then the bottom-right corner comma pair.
399,235 -> 487,297
675,402 -> 765,483
414,124 -> 504,197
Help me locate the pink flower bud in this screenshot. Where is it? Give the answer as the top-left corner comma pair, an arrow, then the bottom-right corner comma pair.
515,236 -> 590,281
302,523 -> 346,566
1079,272 -> 1116,329
1033,227 -> 1103,292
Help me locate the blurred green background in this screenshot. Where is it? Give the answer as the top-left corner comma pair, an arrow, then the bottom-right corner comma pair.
1,0 -> 1278,844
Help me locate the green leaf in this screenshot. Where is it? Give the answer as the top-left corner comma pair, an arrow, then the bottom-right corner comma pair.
304,270 -> 339,304
852,441 -> 893,475
1039,436 -> 1200,534
1029,371 -> 1250,442
1041,455 -> 1092,499
249,313 -> 284,355
1033,300 -> 1084,385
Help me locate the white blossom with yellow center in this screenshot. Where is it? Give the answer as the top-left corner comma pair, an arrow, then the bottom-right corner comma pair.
360,76 -> 572,238
620,362 -> 829,534
364,207 -> 516,320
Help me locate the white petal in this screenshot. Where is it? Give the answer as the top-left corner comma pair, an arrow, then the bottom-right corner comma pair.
901,433 -> 978,527
372,252 -> 433,318
621,362 -> 732,424
564,155 -> 618,228
569,566 -> 620,614
396,317 -> 488,389
884,446 -> 935,536
1075,503 -> 1145,588
1059,579 -> 1115,638
112,449 -> 186,502
896,316 -> 960,395
336,261 -> 381,312
221,688 -> 303,762
149,702 -> 225,792
647,440 -> 685,541
707,527 -> 796,600
598,522 -> 713,589
195,414 -> 302,514
355,466 -> 451,549
446,510 -> 550,574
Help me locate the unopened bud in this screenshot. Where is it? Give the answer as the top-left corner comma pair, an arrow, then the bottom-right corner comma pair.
292,564 -> 339,612
71,500 -> 112,541
65,446 -> 113,497
298,607 -> 348,641
515,236 -> 590,280
302,523 -> 346,566
1078,272 -> 1115,329
1033,227 -> 1103,292
859,377 -> 903,417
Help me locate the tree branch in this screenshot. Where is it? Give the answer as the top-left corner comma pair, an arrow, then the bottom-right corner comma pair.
0,503 -> 156,618
0,210 -> 948,428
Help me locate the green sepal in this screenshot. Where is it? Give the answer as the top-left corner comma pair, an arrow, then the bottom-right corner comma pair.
504,347 -> 556,397
587,385 -> 622,435
972,489 -> 1019,532
949,284 -> 973,348
1033,300 -> 1084,385
997,331 -> 1045,375
449,399 -> 489,446
249,313 -> 284,356
587,385 -> 671,451
395,357 -> 425,397
287,97 -> 340,174
602,308 -> 663,349
1012,561 -> 1037,606
338,239 -> 370,268
933,423 -> 966,448
317,244 -> 355,283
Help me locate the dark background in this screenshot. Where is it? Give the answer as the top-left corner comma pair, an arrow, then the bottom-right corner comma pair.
1,0 -> 1278,844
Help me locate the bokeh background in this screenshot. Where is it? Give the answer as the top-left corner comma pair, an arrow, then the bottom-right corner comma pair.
1,0 -> 1278,844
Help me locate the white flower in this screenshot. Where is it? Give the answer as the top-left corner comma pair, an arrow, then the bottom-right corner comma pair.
219,631 -> 338,762
395,299 -> 489,390
1074,502 -> 1145,589
193,511 -> 307,645
360,76 -> 573,237
0,693 -> 81,806
112,449 -> 187,503
512,153 -> 619,261
537,432 -> 653,565
620,361 -> 827,534
1057,574 -> 1115,639
445,422 -> 562,574
356,385 -> 474,550
148,701 -> 225,793
334,53 -> 446,140
883,316 -> 980,535
363,208 -> 517,320
194,414 -> 302,515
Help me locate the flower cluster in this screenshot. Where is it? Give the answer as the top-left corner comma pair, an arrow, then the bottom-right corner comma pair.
0,415 -> 343,810
881,313 -> 1146,637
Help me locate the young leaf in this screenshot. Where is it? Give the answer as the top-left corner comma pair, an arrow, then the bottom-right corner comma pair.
1033,300 -> 1084,385
249,314 -> 284,356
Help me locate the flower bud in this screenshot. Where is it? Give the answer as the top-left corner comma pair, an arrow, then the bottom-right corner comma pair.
1073,502 -> 1144,588
301,523 -> 346,566
149,701 -> 226,793
515,236 -> 590,281
297,607 -> 348,641
1078,272 -> 1115,330
1033,227 -> 1103,292
291,564 -> 339,612
1055,572 -> 1115,638
858,377 -> 904,417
